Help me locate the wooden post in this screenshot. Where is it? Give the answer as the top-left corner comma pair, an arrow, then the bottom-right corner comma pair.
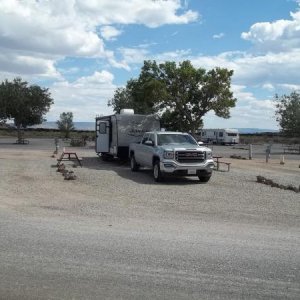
266,144 -> 271,163
248,144 -> 252,160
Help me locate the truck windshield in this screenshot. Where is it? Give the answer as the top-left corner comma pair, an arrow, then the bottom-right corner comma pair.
157,134 -> 198,146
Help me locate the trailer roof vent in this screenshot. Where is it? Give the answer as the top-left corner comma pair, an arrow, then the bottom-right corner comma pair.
120,109 -> 134,115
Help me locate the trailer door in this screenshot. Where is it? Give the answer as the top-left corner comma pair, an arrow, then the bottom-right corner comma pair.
96,120 -> 110,153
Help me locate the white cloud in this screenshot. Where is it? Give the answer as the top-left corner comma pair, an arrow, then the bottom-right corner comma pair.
100,26 -> 123,41
213,33 -> 225,39
241,5 -> 300,52
0,0 -> 198,77
0,49 -> 61,79
278,83 -> 300,91
1,0 -> 298,129
118,47 -> 150,64
184,49 -> 300,89
48,71 -> 116,121
75,0 -> 198,28
231,85 -> 257,103
203,85 -> 277,129
73,70 -> 114,86
230,51 -> 300,86
0,1 -> 106,58
262,83 -> 275,91
112,46 -> 192,68
113,41 -> 300,95
229,85 -> 276,127
155,49 -> 192,62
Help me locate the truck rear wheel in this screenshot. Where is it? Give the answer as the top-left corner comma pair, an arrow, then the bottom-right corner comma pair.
198,174 -> 211,183
153,161 -> 164,182
130,155 -> 139,172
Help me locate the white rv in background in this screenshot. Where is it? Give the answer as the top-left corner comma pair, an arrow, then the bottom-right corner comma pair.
95,109 -> 160,160
199,128 -> 239,144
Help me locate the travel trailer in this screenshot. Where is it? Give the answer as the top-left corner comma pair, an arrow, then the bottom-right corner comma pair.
199,128 -> 239,144
95,109 -> 160,160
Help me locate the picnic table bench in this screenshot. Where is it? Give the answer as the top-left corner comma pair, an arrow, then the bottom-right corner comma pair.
57,151 -> 82,167
16,138 -> 29,144
213,156 -> 231,172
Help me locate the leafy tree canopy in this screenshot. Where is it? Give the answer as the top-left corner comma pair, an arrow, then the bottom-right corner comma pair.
0,77 -> 53,134
275,91 -> 300,137
57,112 -> 75,138
109,60 -> 236,134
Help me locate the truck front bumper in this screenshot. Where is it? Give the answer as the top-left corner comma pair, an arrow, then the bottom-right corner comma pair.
160,159 -> 215,176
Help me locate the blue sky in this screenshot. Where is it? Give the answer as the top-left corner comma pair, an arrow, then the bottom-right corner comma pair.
1,0 -> 300,129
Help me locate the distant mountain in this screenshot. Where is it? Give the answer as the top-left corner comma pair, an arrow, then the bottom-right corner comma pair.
235,128 -> 279,134
8,122 -> 279,134
28,121 -> 95,131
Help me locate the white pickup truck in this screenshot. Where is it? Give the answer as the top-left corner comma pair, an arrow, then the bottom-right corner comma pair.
129,131 -> 215,182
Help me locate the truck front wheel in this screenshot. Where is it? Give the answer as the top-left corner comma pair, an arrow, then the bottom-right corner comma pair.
153,161 -> 164,182
198,174 -> 211,183
130,155 -> 139,172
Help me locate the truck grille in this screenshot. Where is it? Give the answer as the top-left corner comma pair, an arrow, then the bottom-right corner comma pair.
175,151 -> 205,163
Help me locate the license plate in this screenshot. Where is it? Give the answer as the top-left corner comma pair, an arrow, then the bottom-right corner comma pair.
188,170 -> 196,175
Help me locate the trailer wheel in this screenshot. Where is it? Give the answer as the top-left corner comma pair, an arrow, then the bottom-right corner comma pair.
130,155 -> 139,172
153,160 -> 164,182
101,153 -> 112,161
198,174 -> 211,183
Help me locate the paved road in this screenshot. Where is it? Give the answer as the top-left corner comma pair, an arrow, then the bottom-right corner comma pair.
1,208 -> 299,300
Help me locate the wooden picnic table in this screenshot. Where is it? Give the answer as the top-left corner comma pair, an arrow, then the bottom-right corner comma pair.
57,151 -> 82,167
213,156 -> 222,170
16,138 -> 29,144
213,156 -> 231,172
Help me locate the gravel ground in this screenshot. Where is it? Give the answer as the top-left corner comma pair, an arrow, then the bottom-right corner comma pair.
0,138 -> 299,299
0,138 -> 298,222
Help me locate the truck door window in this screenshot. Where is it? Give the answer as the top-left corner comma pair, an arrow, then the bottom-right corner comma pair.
148,134 -> 155,145
142,134 -> 149,144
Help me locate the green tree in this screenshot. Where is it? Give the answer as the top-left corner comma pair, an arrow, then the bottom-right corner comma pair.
109,60 -> 236,134
57,112 -> 75,138
160,110 -> 204,133
275,91 -> 300,137
108,78 -> 158,114
0,77 -> 53,140
108,86 -> 132,113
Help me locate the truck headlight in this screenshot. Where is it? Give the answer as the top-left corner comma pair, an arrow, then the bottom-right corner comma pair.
163,151 -> 174,159
206,151 -> 212,159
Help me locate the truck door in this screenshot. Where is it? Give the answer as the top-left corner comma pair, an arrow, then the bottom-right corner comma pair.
143,133 -> 156,166
135,133 -> 149,164
96,120 -> 110,153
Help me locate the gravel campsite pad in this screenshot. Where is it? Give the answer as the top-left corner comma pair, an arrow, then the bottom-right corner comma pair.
0,138 -> 299,299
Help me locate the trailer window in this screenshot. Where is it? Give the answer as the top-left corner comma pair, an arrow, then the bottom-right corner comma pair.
99,122 -> 107,134
227,133 -> 237,136
219,132 -> 223,137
